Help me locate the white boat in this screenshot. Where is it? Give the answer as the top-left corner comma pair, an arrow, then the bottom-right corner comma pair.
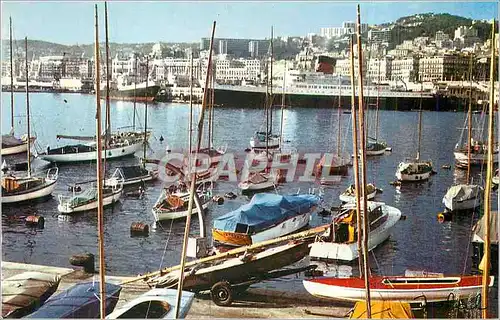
395,160 -> 433,182
250,132 -> 281,150
1,135 -> 35,156
443,184 -> 484,212
339,183 -> 377,203
212,193 -> 319,247
152,186 -> 212,222
238,171 -> 277,192
106,288 -> 194,319
37,131 -> 149,163
2,168 -> 59,204
309,201 -> 401,261
58,169 -> 124,214
365,140 -> 387,156
303,274 -> 494,303
454,142 -> 499,167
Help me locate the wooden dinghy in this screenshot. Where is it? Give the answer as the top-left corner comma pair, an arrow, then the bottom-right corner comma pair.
2,271 -> 61,318
25,281 -> 122,318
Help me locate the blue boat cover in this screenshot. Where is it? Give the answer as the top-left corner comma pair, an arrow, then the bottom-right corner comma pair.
213,193 -> 319,233
25,281 -> 122,318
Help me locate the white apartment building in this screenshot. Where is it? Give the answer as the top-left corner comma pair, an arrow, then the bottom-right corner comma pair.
215,56 -> 261,83
367,57 -> 392,82
435,30 -> 450,42
334,58 -> 366,79
391,56 -> 419,83
368,28 -> 391,43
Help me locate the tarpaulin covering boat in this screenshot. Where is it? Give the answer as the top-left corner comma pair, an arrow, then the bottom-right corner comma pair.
443,184 -> 483,211
350,301 -> 414,318
26,281 -> 122,318
2,272 -> 61,318
212,193 -> 319,246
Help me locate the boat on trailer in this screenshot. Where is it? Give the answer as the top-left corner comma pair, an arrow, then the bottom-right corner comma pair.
106,288 -> 194,319
2,271 -> 61,318
309,201 -> 401,262
303,273 -> 495,303
26,282 -> 122,318
212,193 -> 319,247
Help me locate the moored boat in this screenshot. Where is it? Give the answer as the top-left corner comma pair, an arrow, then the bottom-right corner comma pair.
303,274 -> 495,303
442,184 -> 483,212
2,168 -> 59,204
395,160 -> 433,182
25,282 -> 122,318
152,186 -> 212,222
250,131 -> 280,150
2,271 -> 61,318
105,165 -> 159,186
2,135 -> 35,156
57,169 -> 124,214
238,171 -> 277,192
309,201 -> 400,261
339,183 -> 377,203
212,193 -> 319,247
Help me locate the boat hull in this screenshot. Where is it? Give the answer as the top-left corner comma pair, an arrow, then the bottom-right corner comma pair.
38,142 -> 143,163
303,275 -> 494,303
213,212 -> 311,247
443,194 -> 483,211
454,150 -> 499,166
1,179 -> 57,204
57,189 -> 122,214
152,199 -> 210,222
1,143 -> 28,156
395,170 -> 432,182
309,205 -> 401,261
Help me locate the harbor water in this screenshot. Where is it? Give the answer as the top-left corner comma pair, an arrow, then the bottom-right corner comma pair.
1,92 -> 498,314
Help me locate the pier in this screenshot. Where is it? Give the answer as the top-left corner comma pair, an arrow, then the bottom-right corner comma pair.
2,261 -> 353,318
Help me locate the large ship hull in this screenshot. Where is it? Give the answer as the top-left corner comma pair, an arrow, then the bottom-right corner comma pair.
213,85 -> 460,111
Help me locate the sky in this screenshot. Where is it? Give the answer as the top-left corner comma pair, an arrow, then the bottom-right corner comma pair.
1,0 -> 498,45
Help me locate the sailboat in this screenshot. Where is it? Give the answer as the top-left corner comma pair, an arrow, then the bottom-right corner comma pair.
395,84 -> 433,182
36,7 -> 151,164
315,75 -> 351,177
2,37 -> 59,204
27,6 -> 123,318
443,59 -> 484,212
249,27 -> 280,151
2,17 -> 36,156
57,7 -> 124,214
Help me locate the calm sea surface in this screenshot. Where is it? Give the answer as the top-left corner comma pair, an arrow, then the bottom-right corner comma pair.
1,92 -> 498,313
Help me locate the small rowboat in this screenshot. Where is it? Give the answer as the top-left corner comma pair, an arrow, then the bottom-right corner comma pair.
2,271 -> 61,318
26,281 -> 122,318
303,274 -> 495,303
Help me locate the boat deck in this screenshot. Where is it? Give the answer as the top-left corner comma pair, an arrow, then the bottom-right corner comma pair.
2,261 -> 352,318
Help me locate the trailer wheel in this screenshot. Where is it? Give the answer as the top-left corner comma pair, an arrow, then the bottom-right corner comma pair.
210,281 -> 233,306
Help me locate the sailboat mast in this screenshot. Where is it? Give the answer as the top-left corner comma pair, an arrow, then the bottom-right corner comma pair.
175,21 -> 216,319
416,82 -> 423,161
280,61 -> 286,149
143,56 -> 149,167
356,5 -> 372,318
103,1 -> 111,174
269,26 -> 274,135
25,37 -> 31,177
481,19 -> 495,318
349,35 -> 363,277
265,41 -> 270,156
337,75 -> 342,157
133,56 -> 137,130
93,5 -> 107,318
466,54 -> 473,184
210,71 -> 215,148
10,17 -> 14,131
375,60 -> 380,142
189,53 -> 193,155
208,70 -> 213,149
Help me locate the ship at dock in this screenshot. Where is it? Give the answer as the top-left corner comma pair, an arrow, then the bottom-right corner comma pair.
100,74 -> 162,102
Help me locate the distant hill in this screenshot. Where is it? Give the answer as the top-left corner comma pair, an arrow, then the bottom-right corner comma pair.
385,13 -> 493,45
2,40 -> 198,60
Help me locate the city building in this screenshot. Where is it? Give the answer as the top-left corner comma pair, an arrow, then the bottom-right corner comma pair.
200,37 -> 270,58
435,30 -> 450,42
342,21 -> 368,34
391,56 -> 420,83
368,28 -> 391,44
215,55 -> 262,84
334,58 -> 366,79
418,54 -> 470,82
367,57 -> 393,82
